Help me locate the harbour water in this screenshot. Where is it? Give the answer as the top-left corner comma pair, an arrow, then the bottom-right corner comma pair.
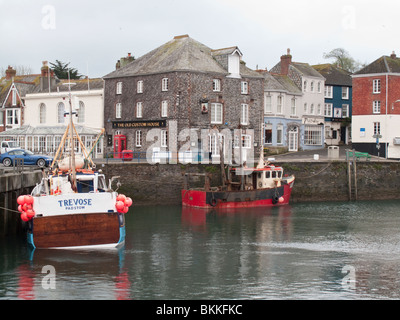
1,200 -> 400,300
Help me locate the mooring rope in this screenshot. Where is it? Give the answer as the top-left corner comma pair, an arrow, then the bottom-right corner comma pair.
295,162 -> 333,180
0,206 -> 20,214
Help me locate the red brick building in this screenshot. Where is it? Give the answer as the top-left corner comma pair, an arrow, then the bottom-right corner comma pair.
352,52 -> 400,158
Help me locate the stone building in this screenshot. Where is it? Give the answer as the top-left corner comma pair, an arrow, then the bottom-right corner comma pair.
103,35 -> 264,164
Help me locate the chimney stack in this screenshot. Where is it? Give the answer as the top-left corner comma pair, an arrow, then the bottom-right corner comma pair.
280,48 -> 292,75
40,61 -> 55,91
5,66 -> 16,80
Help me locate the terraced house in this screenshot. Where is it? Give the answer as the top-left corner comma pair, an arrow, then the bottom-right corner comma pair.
269,50 -> 326,151
103,35 -> 264,163
352,51 -> 400,158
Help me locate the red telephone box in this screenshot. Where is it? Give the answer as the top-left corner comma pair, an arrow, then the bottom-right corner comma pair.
114,135 -> 127,158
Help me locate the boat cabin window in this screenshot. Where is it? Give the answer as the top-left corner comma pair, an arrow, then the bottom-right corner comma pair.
77,180 -> 94,193
265,171 -> 270,179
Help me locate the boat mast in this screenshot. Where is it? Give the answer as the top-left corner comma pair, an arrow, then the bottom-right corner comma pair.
67,71 -> 77,192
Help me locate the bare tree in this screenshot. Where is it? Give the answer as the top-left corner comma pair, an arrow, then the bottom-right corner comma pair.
1,65 -> 33,77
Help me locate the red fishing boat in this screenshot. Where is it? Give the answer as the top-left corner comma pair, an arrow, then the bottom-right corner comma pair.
182,155 -> 295,209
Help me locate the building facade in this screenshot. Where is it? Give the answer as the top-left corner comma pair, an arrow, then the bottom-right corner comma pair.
0,62 -> 105,158
269,50 -> 326,151
262,71 -> 302,152
103,35 -> 264,164
352,52 -> 400,158
313,64 -> 352,146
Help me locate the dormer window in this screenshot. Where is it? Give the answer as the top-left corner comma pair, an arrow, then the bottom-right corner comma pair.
227,48 -> 243,78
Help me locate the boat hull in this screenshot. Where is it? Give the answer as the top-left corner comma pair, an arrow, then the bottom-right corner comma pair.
28,212 -> 125,249
182,181 -> 294,209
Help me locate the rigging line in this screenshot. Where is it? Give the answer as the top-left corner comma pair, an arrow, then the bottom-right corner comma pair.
0,206 -> 21,214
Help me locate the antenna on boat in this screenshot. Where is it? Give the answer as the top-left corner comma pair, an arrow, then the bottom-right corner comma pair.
65,69 -> 77,191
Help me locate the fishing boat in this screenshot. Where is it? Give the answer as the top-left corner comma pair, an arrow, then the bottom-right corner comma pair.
181,150 -> 295,209
17,85 -> 132,250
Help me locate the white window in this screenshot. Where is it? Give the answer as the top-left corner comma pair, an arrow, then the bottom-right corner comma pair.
277,95 -> 283,114
304,125 -> 322,145
303,80 -> 307,92
318,82 -> 322,93
12,88 -> 17,106
209,133 -> 224,155
137,80 -> 143,93
136,102 -> 143,118
342,104 -> 349,118
242,134 -> 251,148
374,122 -> 381,135
241,81 -> 248,94
135,130 -> 142,147
161,100 -> 168,117
116,103 -> 122,119
373,101 -> 381,114
78,101 -> 85,123
161,130 -> 168,147
310,81 -> 314,92
290,98 -> 296,116
310,104 -> 315,115
39,103 -> 46,124
6,109 -> 19,125
0,110 -> 3,125
211,103 -> 223,124
324,103 -> 333,117
162,78 -> 169,91
116,82 -> 122,95
342,87 -> 349,99
213,79 -> 221,92
325,85 -> 333,98
304,103 -> 308,114
241,104 -> 249,125
317,104 -> 322,115
57,102 -> 65,124
265,95 -> 272,113
373,79 -> 381,94
277,125 -> 283,144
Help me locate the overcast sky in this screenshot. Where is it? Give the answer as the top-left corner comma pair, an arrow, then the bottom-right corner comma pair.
1,0 -> 400,78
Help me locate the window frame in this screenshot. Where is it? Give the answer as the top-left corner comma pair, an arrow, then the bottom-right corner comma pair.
210,103 -> 223,124
162,78 -> 169,92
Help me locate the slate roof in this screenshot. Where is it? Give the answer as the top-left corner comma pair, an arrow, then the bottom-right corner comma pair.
354,55 -> 400,75
0,74 -> 40,106
103,35 -> 261,79
264,72 -> 302,95
312,64 -> 352,86
270,61 -> 325,79
29,78 -> 104,94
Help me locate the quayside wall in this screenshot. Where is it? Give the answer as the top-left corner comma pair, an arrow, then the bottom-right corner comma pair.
102,161 -> 400,206
2,161 -> 400,235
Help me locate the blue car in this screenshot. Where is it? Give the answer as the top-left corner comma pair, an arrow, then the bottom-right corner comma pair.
0,149 -> 53,168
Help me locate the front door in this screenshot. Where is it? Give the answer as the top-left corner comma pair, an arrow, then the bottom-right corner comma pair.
288,127 -> 298,152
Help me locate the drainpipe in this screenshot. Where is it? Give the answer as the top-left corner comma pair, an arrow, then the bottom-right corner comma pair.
386,74 -> 388,159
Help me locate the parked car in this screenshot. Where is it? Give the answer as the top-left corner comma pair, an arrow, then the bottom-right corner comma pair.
1,140 -> 20,154
0,149 -> 53,168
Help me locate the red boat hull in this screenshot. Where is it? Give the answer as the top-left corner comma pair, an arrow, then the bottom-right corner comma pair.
182,181 -> 294,209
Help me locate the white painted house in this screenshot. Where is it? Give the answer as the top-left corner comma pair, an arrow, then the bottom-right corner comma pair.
0,63 -> 105,158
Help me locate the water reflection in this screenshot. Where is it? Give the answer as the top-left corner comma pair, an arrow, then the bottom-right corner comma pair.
15,247 -> 130,300
2,201 -> 400,299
